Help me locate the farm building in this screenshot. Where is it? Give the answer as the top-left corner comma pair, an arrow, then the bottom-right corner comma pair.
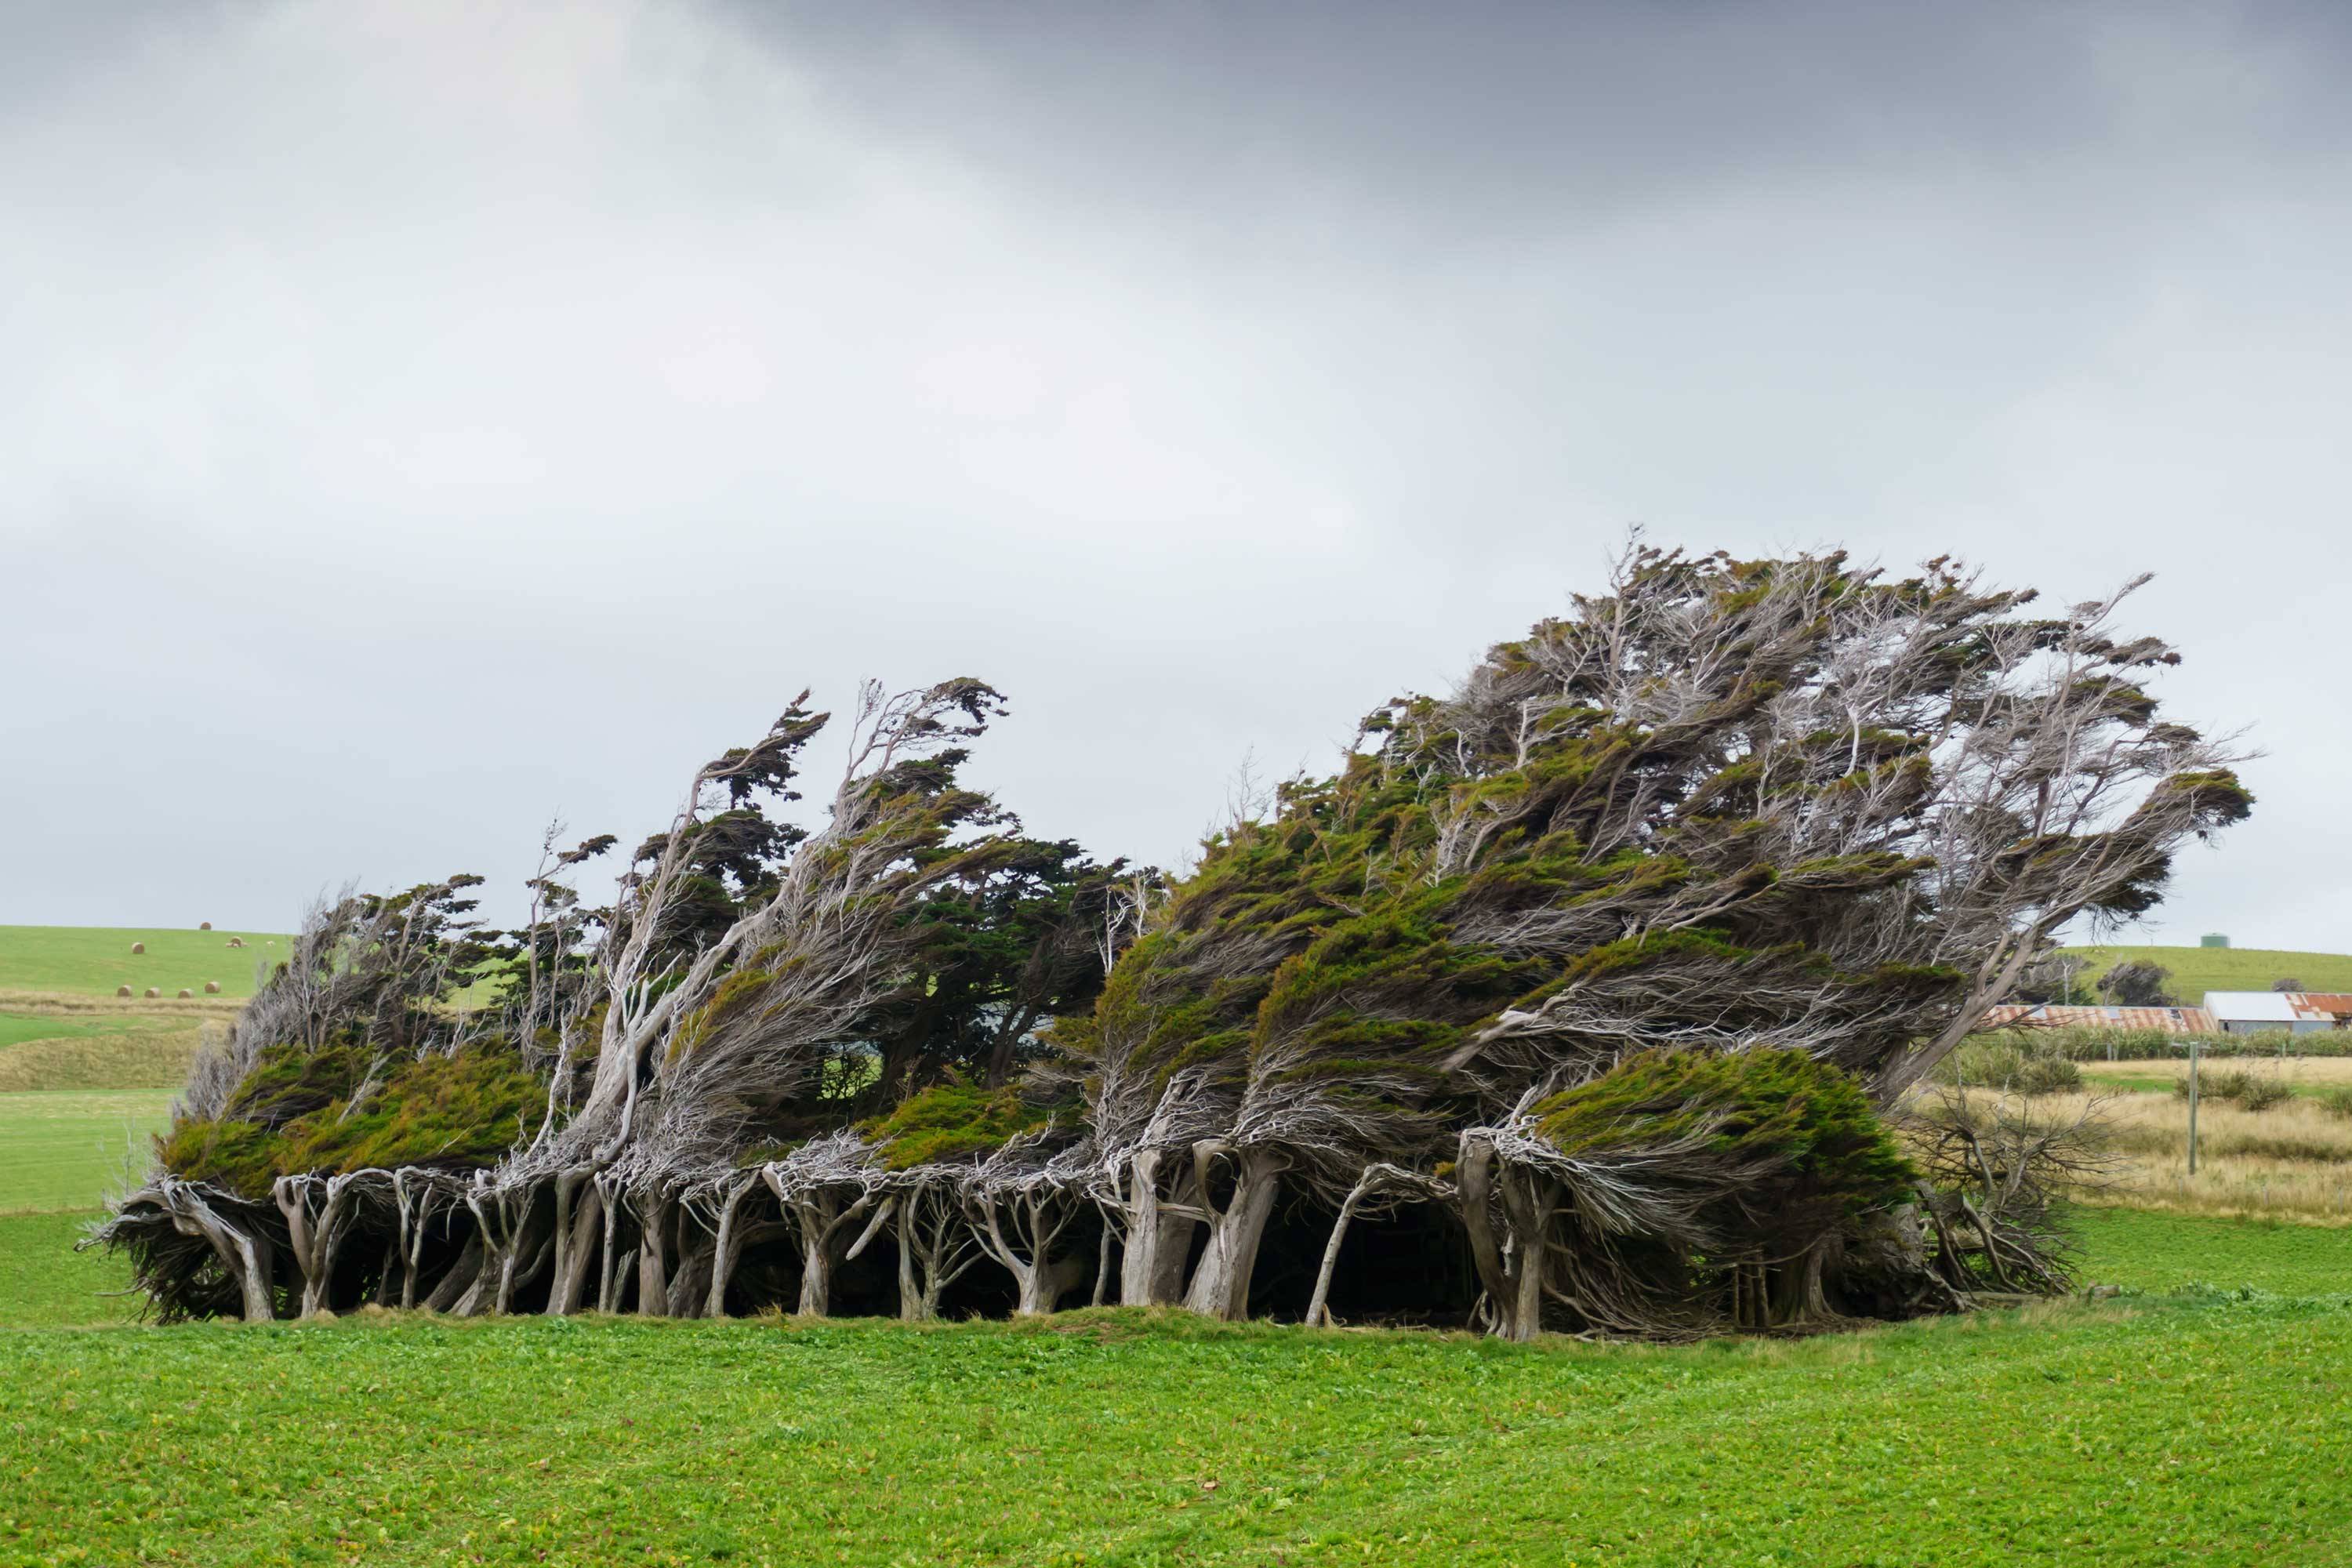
1982,1003 -> 2216,1033
2202,992 -> 2352,1035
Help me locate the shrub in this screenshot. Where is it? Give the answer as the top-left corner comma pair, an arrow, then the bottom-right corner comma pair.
2173,1069 -> 2294,1112
2013,1056 -> 2083,1096
2238,1077 -> 2296,1112
1936,1039 -> 2080,1094
2317,1087 -> 2352,1121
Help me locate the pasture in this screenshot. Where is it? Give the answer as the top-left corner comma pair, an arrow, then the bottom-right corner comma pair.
2060,943 -> 2352,1005
0,1210 -> 2343,1566
0,924 -> 287,1000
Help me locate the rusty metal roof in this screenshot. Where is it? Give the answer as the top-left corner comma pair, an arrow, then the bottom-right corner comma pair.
1981,1004 -> 2216,1033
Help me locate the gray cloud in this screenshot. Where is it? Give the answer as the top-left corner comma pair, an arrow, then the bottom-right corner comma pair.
4,0 -> 2347,956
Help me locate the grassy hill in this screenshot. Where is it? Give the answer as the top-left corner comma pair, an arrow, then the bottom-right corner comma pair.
0,924 -> 288,999
2059,944 -> 2352,1005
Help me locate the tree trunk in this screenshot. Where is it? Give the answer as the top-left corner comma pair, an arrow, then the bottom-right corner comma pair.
637,1191 -> 674,1317
797,1229 -> 834,1316
1181,1145 -> 1282,1321
596,1174 -> 629,1313
547,1175 -> 604,1316
1457,1135 -> 1550,1341
165,1181 -> 276,1323
1116,1150 -> 1196,1307
896,1210 -> 927,1321
1305,1169 -> 1381,1327
705,1174 -> 764,1319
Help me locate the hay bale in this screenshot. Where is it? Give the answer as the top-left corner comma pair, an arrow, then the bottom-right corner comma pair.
176,988 -> 193,1000
143,987 -> 160,999
200,921 -> 212,931
204,980 -> 221,995
226,937 -> 246,949
130,942 -> 146,954
115,985 -> 133,998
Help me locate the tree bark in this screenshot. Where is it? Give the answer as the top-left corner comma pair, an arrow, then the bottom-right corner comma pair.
1116,1150 -> 1196,1307
704,1173 -> 764,1320
637,1190 -> 675,1317
1181,1145 -> 1283,1321
1305,1167 -> 1383,1327
547,1172 -> 604,1316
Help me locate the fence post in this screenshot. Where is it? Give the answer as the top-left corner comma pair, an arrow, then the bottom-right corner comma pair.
2187,1037 -> 2200,1177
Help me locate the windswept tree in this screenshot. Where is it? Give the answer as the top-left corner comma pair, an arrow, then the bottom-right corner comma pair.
96,543 -> 2249,1341
1065,543 -> 2248,1326
2096,960 -> 2178,1008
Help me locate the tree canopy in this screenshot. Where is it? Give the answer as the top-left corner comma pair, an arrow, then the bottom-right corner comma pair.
98,545 -> 2248,1338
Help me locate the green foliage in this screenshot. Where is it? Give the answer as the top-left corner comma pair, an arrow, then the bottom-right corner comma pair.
2096,959 -> 2177,1007
158,1040 -> 546,1199
854,1081 -> 1059,1170
1531,1047 -> 1915,1215
2318,1086 -> 2352,1121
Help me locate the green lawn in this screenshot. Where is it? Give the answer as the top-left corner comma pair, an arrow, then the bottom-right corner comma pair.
2071,1206 -> 2352,1296
0,924 -> 287,999
0,1090 -> 174,1214
2062,944 -> 2352,1007
0,1012 -> 139,1051
1,1208 -> 2347,1565
0,1210 -> 140,1328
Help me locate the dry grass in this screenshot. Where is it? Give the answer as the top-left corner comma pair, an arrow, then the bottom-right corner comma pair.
0,993 -> 234,1094
1938,1083 -> 2352,1224
0,1025 -> 208,1093
2082,1054 -> 2352,1090
0,987 -> 243,1022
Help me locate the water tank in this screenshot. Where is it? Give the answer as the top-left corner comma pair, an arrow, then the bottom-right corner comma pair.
2200,933 -> 2230,949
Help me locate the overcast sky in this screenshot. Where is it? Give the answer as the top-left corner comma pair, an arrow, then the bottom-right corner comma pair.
5,0 -> 2348,953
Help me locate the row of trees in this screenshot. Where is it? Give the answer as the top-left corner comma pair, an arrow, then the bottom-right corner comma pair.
97,546 -> 2249,1338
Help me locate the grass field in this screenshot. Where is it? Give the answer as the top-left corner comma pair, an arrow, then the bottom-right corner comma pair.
0,1208 -> 2343,1566
0,1006 -> 213,1094
2082,1054 -> 2352,1100
2,925 -> 2346,1563
0,1090 -> 176,1214
2060,943 -> 2352,1005
0,1210 -> 139,1328
0,924 -> 288,999
1948,1077 -> 2352,1224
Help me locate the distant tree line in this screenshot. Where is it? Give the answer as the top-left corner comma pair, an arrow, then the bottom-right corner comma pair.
96,545 -> 2250,1339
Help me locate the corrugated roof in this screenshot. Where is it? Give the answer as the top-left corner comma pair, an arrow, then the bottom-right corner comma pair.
2288,993 -> 2352,1020
2205,992 -> 2301,1022
1982,1004 -> 2216,1033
